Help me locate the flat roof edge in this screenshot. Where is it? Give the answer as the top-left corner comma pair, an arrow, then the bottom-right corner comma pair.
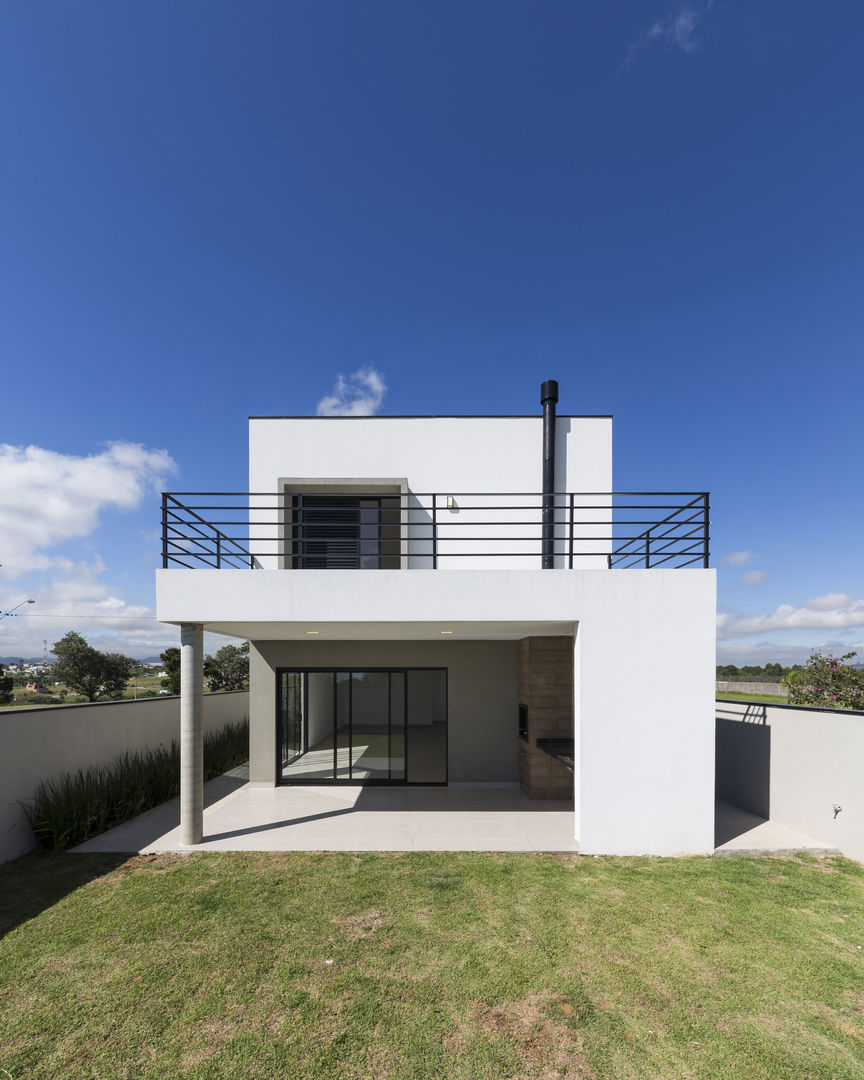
248,414 -> 613,420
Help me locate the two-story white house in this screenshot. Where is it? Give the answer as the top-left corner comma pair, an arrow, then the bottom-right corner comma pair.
156,381 -> 716,855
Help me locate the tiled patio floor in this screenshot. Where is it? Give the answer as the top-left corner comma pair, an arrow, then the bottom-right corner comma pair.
71,773 -> 838,858
73,767 -> 577,853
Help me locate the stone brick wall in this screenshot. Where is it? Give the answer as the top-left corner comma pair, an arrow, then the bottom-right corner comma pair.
518,635 -> 574,799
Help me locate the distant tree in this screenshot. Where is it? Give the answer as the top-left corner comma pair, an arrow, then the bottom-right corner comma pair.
160,647 -> 182,695
50,632 -> 135,703
0,664 -> 13,705
204,642 -> 249,692
785,651 -> 864,711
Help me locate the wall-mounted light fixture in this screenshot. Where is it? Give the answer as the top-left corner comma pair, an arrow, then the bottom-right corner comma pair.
446,496 -> 455,509
440,629 -> 455,635
304,630 -> 321,635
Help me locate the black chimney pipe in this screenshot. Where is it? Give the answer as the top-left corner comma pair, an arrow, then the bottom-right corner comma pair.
541,379 -> 558,568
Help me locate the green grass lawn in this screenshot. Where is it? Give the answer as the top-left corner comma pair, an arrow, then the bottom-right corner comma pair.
2,851 -> 863,1079
717,691 -> 790,705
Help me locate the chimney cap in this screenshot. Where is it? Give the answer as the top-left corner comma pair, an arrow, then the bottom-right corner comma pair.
540,379 -> 559,405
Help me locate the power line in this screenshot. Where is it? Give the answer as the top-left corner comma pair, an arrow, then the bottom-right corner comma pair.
5,613 -> 159,620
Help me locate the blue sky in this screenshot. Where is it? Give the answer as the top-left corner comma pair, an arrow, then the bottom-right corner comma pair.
1,1 -> 861,664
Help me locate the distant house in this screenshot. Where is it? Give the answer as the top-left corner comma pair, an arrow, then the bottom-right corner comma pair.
25,682 -> 50,694
156,380 -> 716,855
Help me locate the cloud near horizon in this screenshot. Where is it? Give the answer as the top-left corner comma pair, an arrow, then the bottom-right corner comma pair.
716,638 -> 864,668
718,593 -> 864,638
0,564 -> 242,661
0,441 -> 179,659
317,368 -> 387,416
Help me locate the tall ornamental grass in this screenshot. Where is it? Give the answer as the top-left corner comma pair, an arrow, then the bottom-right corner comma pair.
23,718 -> 248,850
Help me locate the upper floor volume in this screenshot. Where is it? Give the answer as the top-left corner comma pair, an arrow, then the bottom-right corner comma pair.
161,380 -> 710,572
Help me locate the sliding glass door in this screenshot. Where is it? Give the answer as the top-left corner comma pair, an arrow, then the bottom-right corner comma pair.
277,668 -> 445,784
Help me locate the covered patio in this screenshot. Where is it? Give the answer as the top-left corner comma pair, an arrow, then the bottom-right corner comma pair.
73,767 -> 578,854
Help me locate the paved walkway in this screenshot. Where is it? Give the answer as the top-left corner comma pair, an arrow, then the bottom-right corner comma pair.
73,768 -> 577,853
713,800 -> 838,856
71,774 -> 838,858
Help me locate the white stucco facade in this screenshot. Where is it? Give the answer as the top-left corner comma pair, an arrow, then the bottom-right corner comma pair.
247,415 -> 613,570
156,410 -> 716,855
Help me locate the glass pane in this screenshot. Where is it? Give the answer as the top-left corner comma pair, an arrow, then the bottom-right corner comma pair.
335,672 -> 351,779
283,671 -> 334,781
350,672 -> 391,780
280,672 -> 303,768
406,671 -> 447,782
390,672 -> 406,780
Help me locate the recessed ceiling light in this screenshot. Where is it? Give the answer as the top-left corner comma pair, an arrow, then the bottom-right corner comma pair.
440,630 -> 454,635
305,630 -> 321,635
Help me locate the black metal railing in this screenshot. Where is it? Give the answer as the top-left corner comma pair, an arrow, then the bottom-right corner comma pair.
161,492 -> 710,570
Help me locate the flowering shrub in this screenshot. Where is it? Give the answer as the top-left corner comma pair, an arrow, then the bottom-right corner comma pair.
784,651 -> 864,711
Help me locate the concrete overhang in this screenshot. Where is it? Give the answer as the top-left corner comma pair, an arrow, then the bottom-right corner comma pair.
171,620 -> 576,642
155,566 -> 715,641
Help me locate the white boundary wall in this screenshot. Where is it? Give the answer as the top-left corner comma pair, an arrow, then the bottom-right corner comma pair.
716,699 -> 864,862
0,691 -> 248,864
715,681 -> 789,698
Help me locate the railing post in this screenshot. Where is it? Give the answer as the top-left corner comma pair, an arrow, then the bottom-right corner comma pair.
702,493 -> 710,568
216,533 -> 221,569
432,494 -> 438,570
568,493 -> 574,569
161,493 -> 168,568
645,530 -> 651,569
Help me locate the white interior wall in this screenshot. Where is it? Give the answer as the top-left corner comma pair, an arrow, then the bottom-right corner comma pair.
350,677 -> 389,730
307,673 -> 334,746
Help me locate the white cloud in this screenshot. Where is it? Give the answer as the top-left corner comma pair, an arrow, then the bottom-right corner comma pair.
0,565 -> 245,660
741,570 -> 766,586
719,594 -> 864,638
625,2 -> 713,64
721,550 -> 753,566
0,562 -> 157,654
0,442 -> 176,578
803,592 -> 853,612
316,368 -> 386,416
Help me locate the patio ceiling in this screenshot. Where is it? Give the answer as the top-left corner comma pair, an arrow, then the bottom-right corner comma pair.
175,619 -> 577,642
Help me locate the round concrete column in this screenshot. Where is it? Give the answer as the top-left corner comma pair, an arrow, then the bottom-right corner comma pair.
180,623 -> 204,846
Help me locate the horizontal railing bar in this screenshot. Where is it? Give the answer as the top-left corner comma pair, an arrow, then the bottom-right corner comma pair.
175,504 -> 698,514
169,551 -> 703,560
610,517 -> 703,554
177,515 -> 687,526
165,490 -> 709,497
162,490 -> 710,569
166,535 -> 699,546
